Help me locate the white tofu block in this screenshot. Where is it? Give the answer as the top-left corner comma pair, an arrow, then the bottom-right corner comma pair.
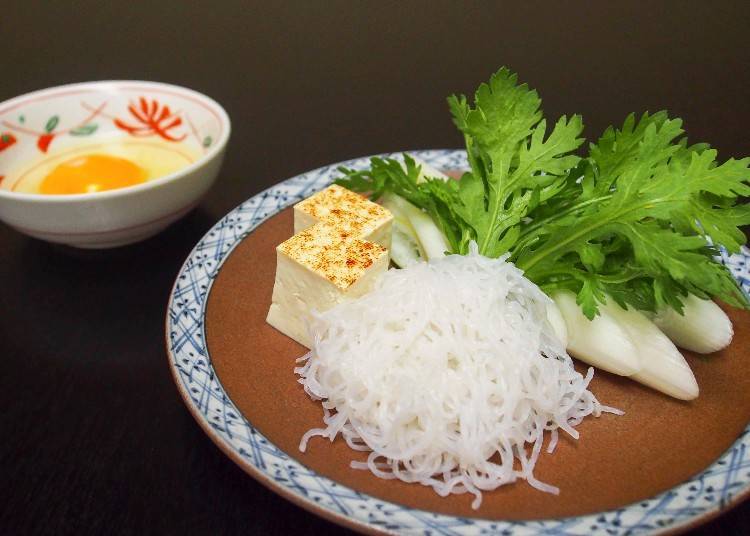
267,185 -> 393,348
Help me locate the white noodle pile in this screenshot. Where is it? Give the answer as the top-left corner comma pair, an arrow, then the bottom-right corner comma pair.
295,244 -> 619,509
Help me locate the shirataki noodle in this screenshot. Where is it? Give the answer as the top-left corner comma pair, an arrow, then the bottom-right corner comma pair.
296,244 -> 620,509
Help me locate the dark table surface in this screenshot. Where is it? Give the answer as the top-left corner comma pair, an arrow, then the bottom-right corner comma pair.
2,2 -> 749,534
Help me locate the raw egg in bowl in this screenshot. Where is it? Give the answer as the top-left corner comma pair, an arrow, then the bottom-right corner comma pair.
0,81 -> 230,248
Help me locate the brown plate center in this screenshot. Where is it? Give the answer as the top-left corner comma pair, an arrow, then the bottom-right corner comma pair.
205,206 -> 750,520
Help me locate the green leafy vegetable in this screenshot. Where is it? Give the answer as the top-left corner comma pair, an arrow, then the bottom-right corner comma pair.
336,155 -> 469,252
335,67 -> 750,318
446,68 -> 585,258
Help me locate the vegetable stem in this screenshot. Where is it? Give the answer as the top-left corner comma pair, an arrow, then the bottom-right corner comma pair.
518,197 -> 673,272
515,194 -> 613,248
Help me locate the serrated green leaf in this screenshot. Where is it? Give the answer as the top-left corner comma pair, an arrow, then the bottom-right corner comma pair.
517,110 -> 750,314
448,69 -> 584,256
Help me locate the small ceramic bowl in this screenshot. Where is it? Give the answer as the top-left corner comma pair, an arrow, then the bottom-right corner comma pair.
0,81 -> 230,248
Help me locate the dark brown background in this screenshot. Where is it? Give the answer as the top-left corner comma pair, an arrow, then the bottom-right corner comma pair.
1,1 -> 748,534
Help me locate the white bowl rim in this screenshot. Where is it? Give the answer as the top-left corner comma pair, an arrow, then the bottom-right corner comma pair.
0,80 -> 231,203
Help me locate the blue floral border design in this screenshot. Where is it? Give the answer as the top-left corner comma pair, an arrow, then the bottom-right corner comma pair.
166,149 -> 750,535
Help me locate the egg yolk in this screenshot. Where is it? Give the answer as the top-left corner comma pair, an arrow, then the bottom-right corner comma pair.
39,154 -> 147,195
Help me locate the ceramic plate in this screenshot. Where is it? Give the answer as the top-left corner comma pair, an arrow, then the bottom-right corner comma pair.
166,149 -> 750,535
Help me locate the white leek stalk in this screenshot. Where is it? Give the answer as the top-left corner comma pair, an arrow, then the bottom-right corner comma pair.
552,291 -> 641,376
384,155 -> 451,264
652,294 -> 733,354
390,224 -> 422,268
380,193 -> 425,268
553,290 -> 699,400
545,300 -> 568,348
381,192 -> 448,260
608,303 -> 699,400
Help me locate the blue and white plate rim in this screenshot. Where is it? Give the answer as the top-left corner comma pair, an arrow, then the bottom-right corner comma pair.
166,148 -> 750,535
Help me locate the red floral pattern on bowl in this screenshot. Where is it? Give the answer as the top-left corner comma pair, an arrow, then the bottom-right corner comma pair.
114,97 -> 187,141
